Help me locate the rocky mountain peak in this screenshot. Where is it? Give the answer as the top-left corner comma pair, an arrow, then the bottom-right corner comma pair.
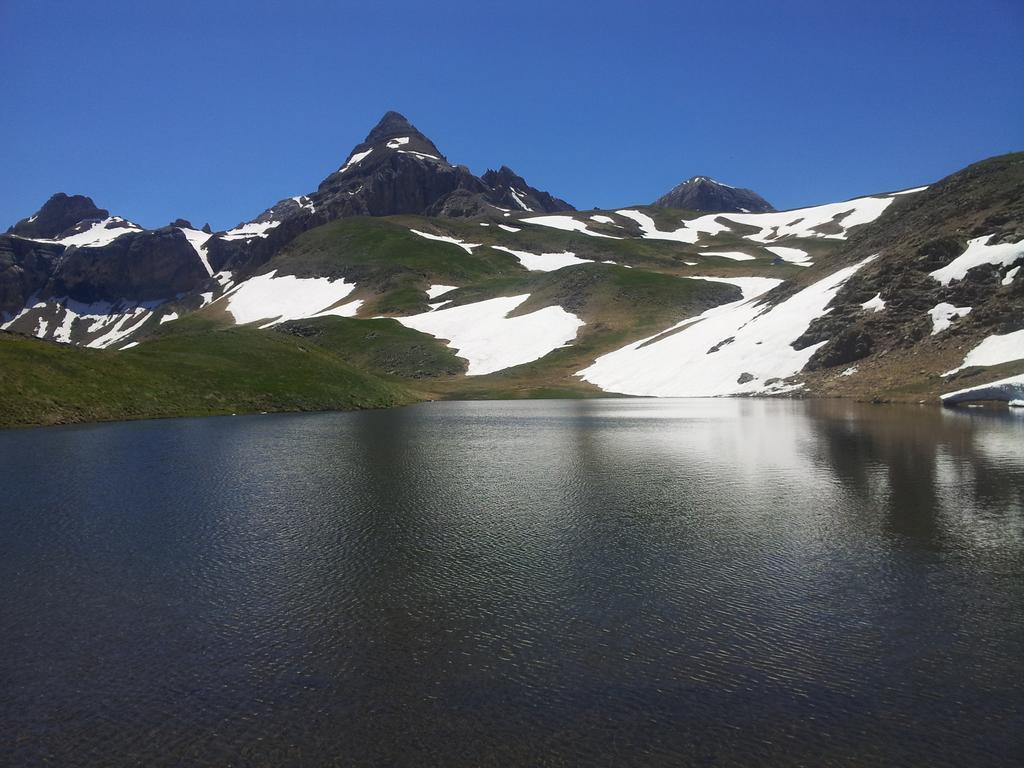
8,193 -> 109,239
364,111 -> 420,144
653,176 -> 775,213
336,110 -> 448,169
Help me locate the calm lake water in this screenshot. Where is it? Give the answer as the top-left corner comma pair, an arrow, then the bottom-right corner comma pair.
1,399 -> 1022,766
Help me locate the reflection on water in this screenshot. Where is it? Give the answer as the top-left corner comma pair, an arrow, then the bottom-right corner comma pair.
1,399 -> 1022,766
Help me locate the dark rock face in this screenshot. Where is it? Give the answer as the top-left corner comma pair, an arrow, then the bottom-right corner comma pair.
7,193 -> 109,239
653,176 -> 775,213
50,228 -> 208,304
0,236 -> 63,314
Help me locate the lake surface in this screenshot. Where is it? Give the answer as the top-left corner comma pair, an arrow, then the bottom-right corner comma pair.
1,399 -> 1022,766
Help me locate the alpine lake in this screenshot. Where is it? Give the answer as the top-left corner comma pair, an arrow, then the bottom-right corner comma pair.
2,399 -> 1022,766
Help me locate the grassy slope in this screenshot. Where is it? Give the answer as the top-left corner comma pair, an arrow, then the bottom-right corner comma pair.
0,326 -> 419,429
182,219 -> 745,401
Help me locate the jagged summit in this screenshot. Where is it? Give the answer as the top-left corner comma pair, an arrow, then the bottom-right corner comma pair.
480,166 -> 574,213
653,176 -> 775,213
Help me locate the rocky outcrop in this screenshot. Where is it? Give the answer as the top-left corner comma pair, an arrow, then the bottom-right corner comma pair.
653,176 -> 774,213
792,153 -> 1024,398
50,227 -> 208,304
479,166 -> 574,214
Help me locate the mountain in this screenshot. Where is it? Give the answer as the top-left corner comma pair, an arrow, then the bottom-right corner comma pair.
1,125 -> 1022,427
652,176 -> 775,213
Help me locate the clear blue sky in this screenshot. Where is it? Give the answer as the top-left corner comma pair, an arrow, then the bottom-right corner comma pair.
2,0 -> 1021,230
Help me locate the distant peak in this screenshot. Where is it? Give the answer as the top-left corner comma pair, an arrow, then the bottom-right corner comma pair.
652,175 -> 774,213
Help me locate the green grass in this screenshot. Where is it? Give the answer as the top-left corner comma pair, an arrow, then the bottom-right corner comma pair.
273,316 -> 466,380
0,327 -> 419,429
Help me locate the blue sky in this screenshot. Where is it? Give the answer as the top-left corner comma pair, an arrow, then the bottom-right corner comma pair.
1,0 -> 1021,230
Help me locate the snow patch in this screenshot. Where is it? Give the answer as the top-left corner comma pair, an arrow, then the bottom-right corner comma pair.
1004,266 -> 1020,286
616,209 -> 707,244
765,245 -> 812,266
509,188 -> 533,212
491,245 -> 592,272
946,329 -> 1024,375
928,302 -> 971,335
339,148 -> 373,173
397,149 -> 441,160
497,224 -> 521,233
701,251 -> 756,262
578,259 -> 874,397
2,297 -> 163,349
159,312 -> 179,325
224,270 -> 360,328
386,137 -> 410,148
929,235 -> 1024,286
426,284 -> 457,299
643,193 -> 915,246
178,227 -> 214,276
291,195 -> 316,214
86,308 -> 152,348
521,216 -> 623,240
221,220 -> 280,241
861,294 -> 886,312
410,229 -> 480,254
19,217 -> 143,248
395,294 -> 584,376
